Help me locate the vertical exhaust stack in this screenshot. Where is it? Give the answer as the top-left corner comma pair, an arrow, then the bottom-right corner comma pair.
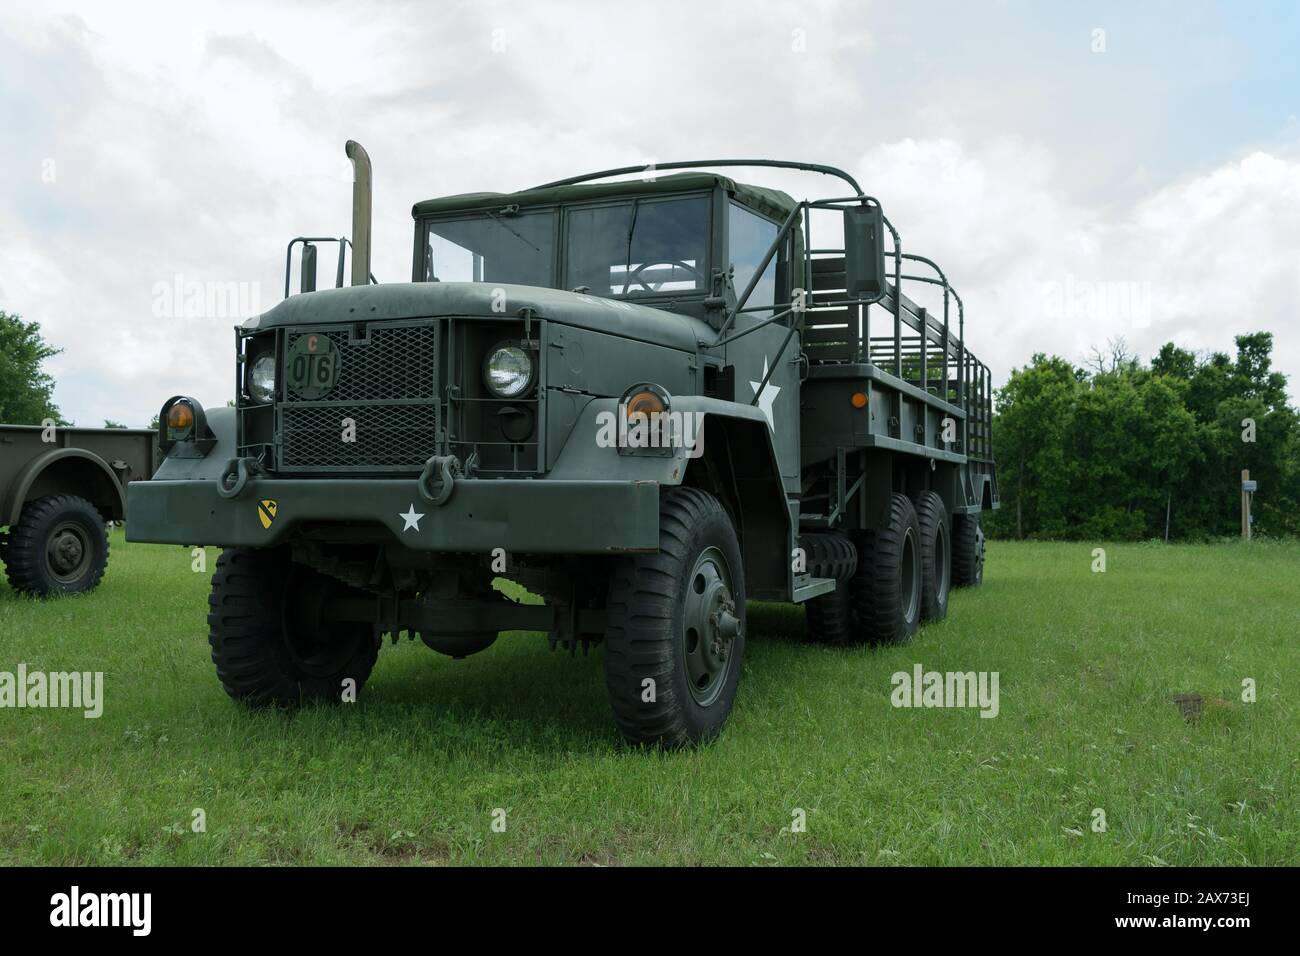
345,140 -> 372,286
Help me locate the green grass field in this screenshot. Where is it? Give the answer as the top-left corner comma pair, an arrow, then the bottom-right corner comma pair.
1,532 -> 1297,865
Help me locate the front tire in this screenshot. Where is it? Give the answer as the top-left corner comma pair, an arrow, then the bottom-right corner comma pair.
207,548 -> 379,706
603,488 -> 746,748
3,494 -> 109,596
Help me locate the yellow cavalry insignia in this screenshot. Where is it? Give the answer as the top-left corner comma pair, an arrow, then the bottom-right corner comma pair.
257,499 -> 278,529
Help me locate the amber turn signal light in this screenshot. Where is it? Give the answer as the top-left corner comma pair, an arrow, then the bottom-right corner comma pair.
167,402 -> 195,432
625,390 -> 666,420
851,391 -> 868,409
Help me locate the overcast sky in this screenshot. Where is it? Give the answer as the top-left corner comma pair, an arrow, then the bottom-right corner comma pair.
2,0 -> 1298,427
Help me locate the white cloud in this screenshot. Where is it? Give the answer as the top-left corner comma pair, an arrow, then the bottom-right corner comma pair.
1,1 -> 1297,428
854,138 -> 1300,393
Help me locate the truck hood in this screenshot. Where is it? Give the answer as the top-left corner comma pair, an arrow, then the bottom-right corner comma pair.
244,282 -> 711,351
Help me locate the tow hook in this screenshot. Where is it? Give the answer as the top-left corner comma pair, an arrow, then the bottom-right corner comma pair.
216,457 -> 264,499
417,454 -> 462,506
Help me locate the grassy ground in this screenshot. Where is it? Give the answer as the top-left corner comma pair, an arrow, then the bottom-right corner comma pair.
1,531 -> 1297,865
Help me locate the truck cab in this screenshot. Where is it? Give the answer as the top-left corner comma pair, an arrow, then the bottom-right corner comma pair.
410,172 -> 804,482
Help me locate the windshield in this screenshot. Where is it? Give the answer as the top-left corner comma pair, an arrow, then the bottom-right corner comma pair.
565,196 -> 709,296
424,209 -> 556,285
418,194 -> 711,298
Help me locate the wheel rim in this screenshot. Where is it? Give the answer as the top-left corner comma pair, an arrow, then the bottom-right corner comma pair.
901,527 -> 920,622
45,521 -> 91,584
682,545 -> 739,707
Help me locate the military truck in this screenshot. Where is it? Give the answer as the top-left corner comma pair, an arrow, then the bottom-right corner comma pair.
1,424 -> 157,594
127,142 -> 996,747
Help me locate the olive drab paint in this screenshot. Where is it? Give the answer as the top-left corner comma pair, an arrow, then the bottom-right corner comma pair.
126,148 -> 998,747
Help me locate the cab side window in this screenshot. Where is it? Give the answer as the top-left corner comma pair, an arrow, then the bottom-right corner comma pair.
728,202 -> 785,319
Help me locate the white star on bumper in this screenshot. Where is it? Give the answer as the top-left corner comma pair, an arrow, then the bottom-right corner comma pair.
399,503 -> 424,532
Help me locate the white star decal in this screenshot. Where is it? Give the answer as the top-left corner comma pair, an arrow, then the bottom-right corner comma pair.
399,503 -> 424,532
749,358 -> 781,430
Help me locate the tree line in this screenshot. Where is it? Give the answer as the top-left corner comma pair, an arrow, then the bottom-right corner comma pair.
988,331 -> 1299,541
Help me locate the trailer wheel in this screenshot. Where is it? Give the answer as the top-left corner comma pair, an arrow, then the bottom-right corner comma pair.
854,493 -> 922,644
3,494 -> 109,596
800,532 -> 858,645
207,548 -> 379,706
913,492 -> 951,620
952,513 -> 985,587
603,487 -> 745,748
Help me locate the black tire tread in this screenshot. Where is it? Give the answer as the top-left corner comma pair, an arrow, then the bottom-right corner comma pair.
207,548 -> 379,706
3,494 -> 109,595
952,513 -> 984,588
913,491 -> 950,621
853,493 -> 921,645
603,487 -> 744,748
800,532 -> 858,645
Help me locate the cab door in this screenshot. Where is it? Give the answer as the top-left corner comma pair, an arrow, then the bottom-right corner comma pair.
724,200 -> 800,492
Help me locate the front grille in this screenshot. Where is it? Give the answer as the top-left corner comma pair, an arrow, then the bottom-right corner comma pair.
276,321 -> 440,472
281,403 -> 439,469
286,324 -> 438,402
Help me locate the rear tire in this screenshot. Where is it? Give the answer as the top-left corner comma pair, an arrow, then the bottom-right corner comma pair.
913,492 -> 951,621
3,494 -> 109,596
603,488 -> 745,748
207,548 -> 379,706
853,494 -> 922,644
952,513 -> 985,587
801,532 -> 858,645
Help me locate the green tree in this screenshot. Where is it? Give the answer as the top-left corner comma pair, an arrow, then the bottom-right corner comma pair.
990,333 -> 1299,540
0,311 -> 65,425
1060,368 -> 1198,540
986,354 -> 1082,539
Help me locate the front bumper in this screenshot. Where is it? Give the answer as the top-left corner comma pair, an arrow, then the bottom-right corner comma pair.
125,476 -> 660,553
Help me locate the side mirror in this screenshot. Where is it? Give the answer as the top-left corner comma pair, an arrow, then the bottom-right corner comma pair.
300,242 -> 318,294
843,204 -> 887,301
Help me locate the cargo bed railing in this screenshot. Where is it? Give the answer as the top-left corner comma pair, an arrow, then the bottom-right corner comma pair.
528,159 -> 993,463
715,191 -> 992,463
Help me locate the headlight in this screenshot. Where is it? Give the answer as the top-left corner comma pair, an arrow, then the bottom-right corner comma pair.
483,343 -> 534,398
248,354 -> 277,404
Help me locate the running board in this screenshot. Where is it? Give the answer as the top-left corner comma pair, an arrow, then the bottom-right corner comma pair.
792,576 -> 838,603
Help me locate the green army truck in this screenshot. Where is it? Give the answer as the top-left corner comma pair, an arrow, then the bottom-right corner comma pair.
127,143 -> 996,747
1,424 -> 157,594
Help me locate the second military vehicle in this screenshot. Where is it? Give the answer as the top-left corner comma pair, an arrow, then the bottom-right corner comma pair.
128,143 -> 996,747
1,424 -> 157,595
